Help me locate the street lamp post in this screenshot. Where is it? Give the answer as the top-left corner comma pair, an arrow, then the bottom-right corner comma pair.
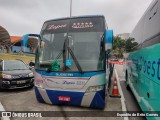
70,0 -> 72,17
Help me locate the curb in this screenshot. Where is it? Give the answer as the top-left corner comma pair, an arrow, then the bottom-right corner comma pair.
114,69 -> 129,120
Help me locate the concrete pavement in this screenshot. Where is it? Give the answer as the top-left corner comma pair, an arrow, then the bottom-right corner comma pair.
0,64 -> 144,120
115,64 -> 146,120
0,85 -> 122,120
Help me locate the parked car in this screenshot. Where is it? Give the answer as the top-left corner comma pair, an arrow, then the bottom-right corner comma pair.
0,59 -> 34,90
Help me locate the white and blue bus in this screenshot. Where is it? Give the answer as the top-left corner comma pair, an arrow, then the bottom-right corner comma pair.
22,15 -> 113,109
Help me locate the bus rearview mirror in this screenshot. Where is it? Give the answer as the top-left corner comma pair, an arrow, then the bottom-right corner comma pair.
21,34 -> 41,53
105,30 -> 113,51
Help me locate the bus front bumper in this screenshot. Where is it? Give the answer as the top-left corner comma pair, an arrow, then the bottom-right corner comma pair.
34,86 -> 105,109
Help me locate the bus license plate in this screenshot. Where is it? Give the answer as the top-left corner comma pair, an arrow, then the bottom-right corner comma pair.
58,96 -> 70,102
17,80 -> 26,84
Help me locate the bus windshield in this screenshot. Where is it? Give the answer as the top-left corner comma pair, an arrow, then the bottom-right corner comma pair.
37,16 -> 105,72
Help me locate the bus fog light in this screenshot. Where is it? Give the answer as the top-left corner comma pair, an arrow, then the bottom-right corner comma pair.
35,83 -> 43,88
86,85 -> 104,92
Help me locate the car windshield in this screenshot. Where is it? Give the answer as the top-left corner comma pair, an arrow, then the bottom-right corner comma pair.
36,16 -> 106,72
4,60 -> 28,71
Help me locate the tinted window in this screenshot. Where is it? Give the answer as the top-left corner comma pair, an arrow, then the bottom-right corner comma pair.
142,0 -> 160,47
38,16 -> 105,72
4,60 -> 28,71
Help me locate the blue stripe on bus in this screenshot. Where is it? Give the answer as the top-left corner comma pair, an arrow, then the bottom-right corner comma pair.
46,90 -> 84,106
34,86 -> 106,108
90,89 -> 105,109
34,87 -> 45,103
35,70 -> 105,77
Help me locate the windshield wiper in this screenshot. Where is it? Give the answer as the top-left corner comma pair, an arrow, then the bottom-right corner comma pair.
47,38 -> 67,72
68,47 -> 83,74
46,18 -> 83,73
47,38 -> 83,74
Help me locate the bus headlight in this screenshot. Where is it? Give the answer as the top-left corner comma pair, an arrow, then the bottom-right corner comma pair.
2,74 -> 12,79
86,85 -> 104,92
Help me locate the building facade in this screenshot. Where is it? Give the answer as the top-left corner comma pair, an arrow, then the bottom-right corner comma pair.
117,33 -> 130,40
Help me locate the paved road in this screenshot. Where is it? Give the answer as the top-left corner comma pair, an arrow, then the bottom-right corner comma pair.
0,65 -> 146,120
0,80 -> 122,120
115,64 -> 146,120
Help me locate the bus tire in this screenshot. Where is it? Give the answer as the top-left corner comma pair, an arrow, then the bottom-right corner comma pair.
0,82 -> 3,92
126,84 -> 130,91
125,70 -> 130,91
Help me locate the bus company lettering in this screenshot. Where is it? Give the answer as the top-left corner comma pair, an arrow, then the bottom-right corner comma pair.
47,24 -> 67,30
132,56 -> 160,80
63,81 -> 86,85
77,81 -> 86,85
56,73 -> 73,77
63,81 -> 75,85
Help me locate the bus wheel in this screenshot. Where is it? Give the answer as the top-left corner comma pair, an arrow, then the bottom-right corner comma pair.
125,70 -> 130,91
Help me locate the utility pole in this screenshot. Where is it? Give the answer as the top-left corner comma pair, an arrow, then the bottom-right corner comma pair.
70,0 -> 72,17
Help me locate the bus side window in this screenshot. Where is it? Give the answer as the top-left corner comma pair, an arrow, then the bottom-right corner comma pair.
142,0 -> 160,47
149,0 -> 158,20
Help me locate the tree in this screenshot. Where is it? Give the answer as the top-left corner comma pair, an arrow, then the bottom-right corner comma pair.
112,36 -> 138,58
112,36 -> 125,58
28,37 -> 38,53
125,37 -> 138,52
113,36 -> 125,50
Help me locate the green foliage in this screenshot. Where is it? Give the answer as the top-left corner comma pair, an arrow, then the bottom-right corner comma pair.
125,37 -> 138,52
112,36 -> 138,58
112,36 -> 125,58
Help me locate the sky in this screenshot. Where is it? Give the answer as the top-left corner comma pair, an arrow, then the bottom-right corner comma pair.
0,0 -> 153,36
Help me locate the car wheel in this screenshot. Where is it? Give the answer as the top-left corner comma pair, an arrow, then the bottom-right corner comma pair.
0,87 -> 3,92
28,84 -> 34,89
